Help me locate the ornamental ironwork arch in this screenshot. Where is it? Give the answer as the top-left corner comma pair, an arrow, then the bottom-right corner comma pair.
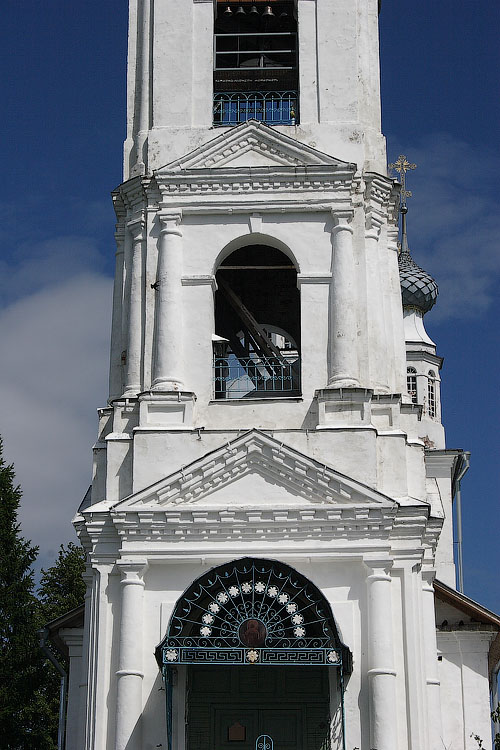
156,557 -> 352,670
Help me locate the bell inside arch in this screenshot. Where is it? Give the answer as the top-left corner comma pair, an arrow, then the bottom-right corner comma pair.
279,10 -> 293,31
261,5 -> 277,30
248,4 -> 260,27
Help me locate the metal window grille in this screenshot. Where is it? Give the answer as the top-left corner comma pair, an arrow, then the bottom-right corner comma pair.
407,367 -> 417,404
214,31 -> 298,73
213,354 -> 300,398
213,90 -> 297,126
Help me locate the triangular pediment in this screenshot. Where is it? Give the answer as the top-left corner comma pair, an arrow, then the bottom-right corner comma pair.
156,120 -> 354,172
113,430 -> 396,511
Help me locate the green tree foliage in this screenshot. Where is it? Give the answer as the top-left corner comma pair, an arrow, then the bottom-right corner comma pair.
492,702 -> 500,750
0,439 -> 87,749
0,439 -> 55,749
39,542 -> 86,623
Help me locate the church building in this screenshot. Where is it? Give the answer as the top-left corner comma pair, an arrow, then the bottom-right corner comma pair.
54,1 -> 500,748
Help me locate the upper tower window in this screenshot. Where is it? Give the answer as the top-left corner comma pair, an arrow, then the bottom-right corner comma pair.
407,367 -> 417,404
213,1 -> 298,127
427,370 -> 436,418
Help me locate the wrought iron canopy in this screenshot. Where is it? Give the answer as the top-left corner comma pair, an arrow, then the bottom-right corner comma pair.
156,558 -> 352,669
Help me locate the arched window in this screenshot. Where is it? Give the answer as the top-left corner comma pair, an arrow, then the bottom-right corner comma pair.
428,370 -> 436,418
213,245 -> 300,399
407,367 -> 417,404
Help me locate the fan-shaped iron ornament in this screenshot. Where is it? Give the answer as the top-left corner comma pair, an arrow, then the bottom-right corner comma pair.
158,558 -> 351,668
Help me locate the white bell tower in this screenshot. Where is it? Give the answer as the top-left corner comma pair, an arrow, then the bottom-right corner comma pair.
125,0 -> 386,178
66,3 -> 498,750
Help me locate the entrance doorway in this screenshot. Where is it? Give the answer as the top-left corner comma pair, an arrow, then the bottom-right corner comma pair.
187,665 -> 330,750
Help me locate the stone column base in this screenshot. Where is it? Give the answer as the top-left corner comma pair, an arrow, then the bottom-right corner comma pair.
138,391 -> 196,429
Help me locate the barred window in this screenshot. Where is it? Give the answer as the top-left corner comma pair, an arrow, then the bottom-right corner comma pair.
428,370 -> 436,417
407,367 -> 417,404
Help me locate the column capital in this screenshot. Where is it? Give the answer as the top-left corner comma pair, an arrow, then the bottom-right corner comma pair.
421,569 -> 436,590
387,224 -> 399,252
365,209 -> 384,238
115,223 -> 126,250
127,216 -> 146,241
331,210 -> 354,234
117,559 -> 148,585
364,557 -> 393,579
159,210 -> 183,236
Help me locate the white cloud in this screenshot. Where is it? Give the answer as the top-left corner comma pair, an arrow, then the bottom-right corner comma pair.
0,245 -> 112,571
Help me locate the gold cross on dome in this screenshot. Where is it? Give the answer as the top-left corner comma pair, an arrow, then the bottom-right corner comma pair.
389,154 -> 417,207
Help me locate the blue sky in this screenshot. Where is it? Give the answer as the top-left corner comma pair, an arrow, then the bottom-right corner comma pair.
0,1 -> 498,612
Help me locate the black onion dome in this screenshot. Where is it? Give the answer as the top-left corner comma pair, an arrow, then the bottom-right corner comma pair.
399,247 -> 438,313
398,205 -> 438,314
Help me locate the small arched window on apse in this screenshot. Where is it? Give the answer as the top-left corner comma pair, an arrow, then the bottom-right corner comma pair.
213,244 -> 300,399
427,370 -> 436,418
407,367 -> 417,404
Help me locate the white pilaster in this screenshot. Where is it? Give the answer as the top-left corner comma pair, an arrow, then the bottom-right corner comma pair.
132,0 -> 151,175
81,567 -> 98,750
386,224 -> 408,395
365,215 -> 389,392
109,224 -> 125,401
366,561 -> 398,750
297,0 -> 319,125
328,213 -> 360,387
422,572 -> 443,750
123,218 -> 145,397
400,564 -> 427,749
59,628 -> 84,750
115,560 -> 148,750
152,212 -> 184,391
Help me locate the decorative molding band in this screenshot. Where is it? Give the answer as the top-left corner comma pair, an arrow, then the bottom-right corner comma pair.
177,201 -> 340,216
367,668 -> 397,677
296,273 -> 332,286
108,505 -> 433,548
156,177 -> 350,196
181,275 -> 217,289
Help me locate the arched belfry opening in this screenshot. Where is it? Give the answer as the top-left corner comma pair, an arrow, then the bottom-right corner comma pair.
213,244 -> 301,399
213,0 -> 299,126
156,558 -> 351,750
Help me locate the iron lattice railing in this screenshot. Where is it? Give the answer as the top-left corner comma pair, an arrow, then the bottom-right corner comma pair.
213,90 -> 298,126
213,354 -> 300,398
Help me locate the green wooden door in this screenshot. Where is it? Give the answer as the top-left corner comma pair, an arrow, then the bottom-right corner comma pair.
214,706 -> 301,750
187,666 -> 330,750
